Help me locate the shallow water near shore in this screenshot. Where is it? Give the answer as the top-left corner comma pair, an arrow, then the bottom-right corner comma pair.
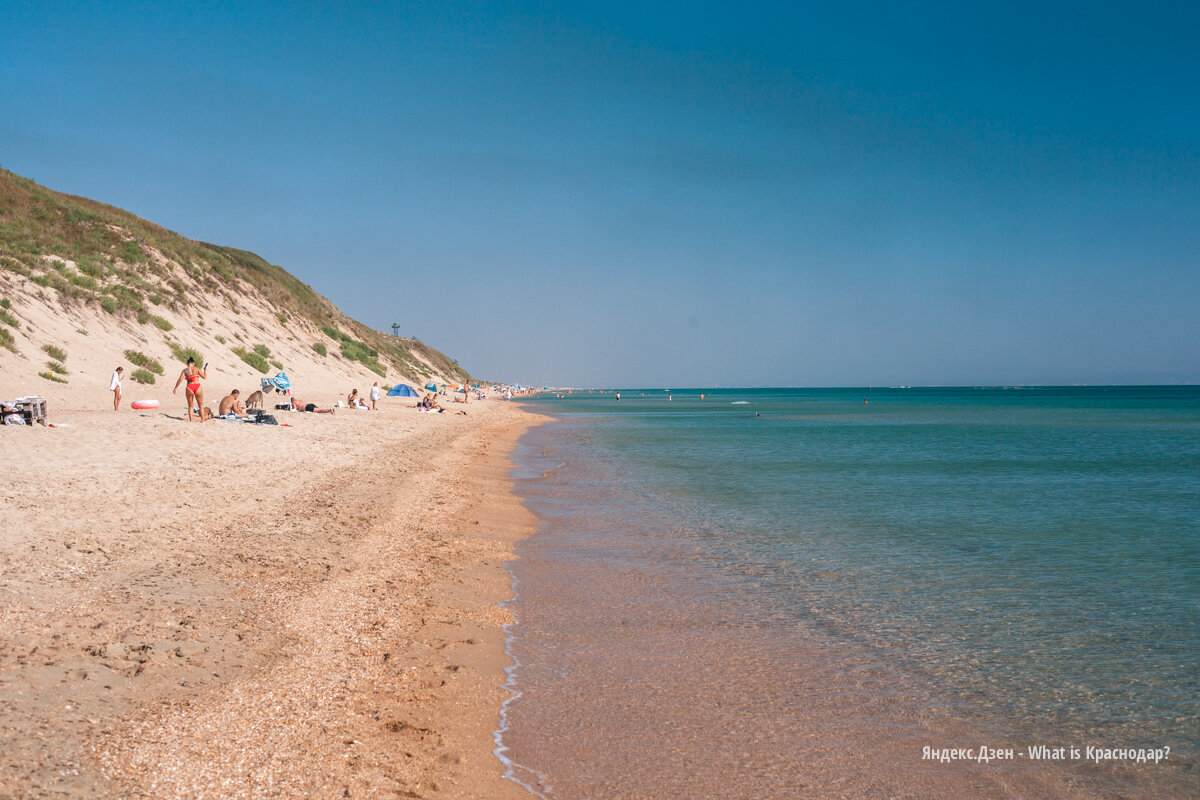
500,387 -> 1200,799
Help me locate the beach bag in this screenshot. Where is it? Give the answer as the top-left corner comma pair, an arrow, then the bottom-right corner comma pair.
255,414 -> 278,425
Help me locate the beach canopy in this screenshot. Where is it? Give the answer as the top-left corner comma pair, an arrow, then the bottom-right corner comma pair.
388,384 -> 419,397
261,371 -> 290,394
424,382 -> 437,391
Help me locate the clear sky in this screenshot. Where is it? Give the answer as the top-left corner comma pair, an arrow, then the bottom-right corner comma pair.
2,1 -> 1197,386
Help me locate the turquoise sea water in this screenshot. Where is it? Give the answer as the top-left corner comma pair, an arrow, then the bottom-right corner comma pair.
505,387 -> 1200,796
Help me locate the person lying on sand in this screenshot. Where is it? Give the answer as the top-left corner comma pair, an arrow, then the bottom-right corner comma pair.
290,396 -> 335,414
186,405 -> 214,421
218,389 -> 246,417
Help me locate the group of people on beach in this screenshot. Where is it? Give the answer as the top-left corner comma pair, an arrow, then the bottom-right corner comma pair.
417,392 -> 444,412
169,358 -> 347,421
345,384 -> 381,410
110,357 -> 469,420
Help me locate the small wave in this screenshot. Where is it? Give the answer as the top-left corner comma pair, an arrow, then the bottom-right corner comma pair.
731,401 -> 749,404
494,568 -> 556,799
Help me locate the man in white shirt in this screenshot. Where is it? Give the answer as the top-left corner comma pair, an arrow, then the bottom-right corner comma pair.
110,366 -> 123,410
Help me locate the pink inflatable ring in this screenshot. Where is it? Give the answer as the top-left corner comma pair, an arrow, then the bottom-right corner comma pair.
130,399 -> 159,410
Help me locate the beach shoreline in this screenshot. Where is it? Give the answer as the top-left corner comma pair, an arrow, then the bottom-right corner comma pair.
500,395 -> 1197,800
0,397 -> 543,798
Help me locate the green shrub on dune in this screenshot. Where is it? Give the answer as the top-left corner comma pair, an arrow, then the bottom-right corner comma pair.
339,339 -> 386,377
234,347 -> 269,373
124,349 -> 164,375
166,340 -> 203,365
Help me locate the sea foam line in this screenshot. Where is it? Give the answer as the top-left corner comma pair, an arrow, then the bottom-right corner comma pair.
493,564 -> 556,800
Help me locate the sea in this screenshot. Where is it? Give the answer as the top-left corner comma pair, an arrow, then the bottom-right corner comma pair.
497,387 -> 1200,800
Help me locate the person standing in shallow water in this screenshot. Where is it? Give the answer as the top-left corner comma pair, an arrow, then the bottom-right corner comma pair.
172,357 -> 207,422
109,366 -> 123,410
615,392 -> 621,401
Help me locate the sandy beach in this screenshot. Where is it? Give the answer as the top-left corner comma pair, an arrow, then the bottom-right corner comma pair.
0,396 -> 540,799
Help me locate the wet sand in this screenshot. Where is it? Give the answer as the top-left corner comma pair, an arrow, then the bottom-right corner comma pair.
0,399 -> 542,799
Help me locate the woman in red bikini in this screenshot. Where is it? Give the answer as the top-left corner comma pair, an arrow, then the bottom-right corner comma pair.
172,357 -> 207,422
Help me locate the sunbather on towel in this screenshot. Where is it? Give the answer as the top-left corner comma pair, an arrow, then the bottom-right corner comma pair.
290,396 -> 335,414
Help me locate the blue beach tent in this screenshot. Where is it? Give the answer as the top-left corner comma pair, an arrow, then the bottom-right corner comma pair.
424,382 -> 437,391
388,384 -> 419,397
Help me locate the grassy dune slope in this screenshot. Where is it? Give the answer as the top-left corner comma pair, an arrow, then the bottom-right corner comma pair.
0,167 -> 470,408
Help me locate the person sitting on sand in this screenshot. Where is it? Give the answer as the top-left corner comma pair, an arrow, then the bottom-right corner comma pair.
347,388 -> 359,408
173,357 -> 207,423
290,395 -> 335,414
417,393 -> 444,413
218,389 -> 246,417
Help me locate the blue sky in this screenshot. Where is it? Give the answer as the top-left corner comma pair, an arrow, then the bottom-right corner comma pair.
2,1 -> 1197,386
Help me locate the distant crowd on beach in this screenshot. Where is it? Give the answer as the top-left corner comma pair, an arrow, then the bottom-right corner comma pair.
107,358 -> 505,421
